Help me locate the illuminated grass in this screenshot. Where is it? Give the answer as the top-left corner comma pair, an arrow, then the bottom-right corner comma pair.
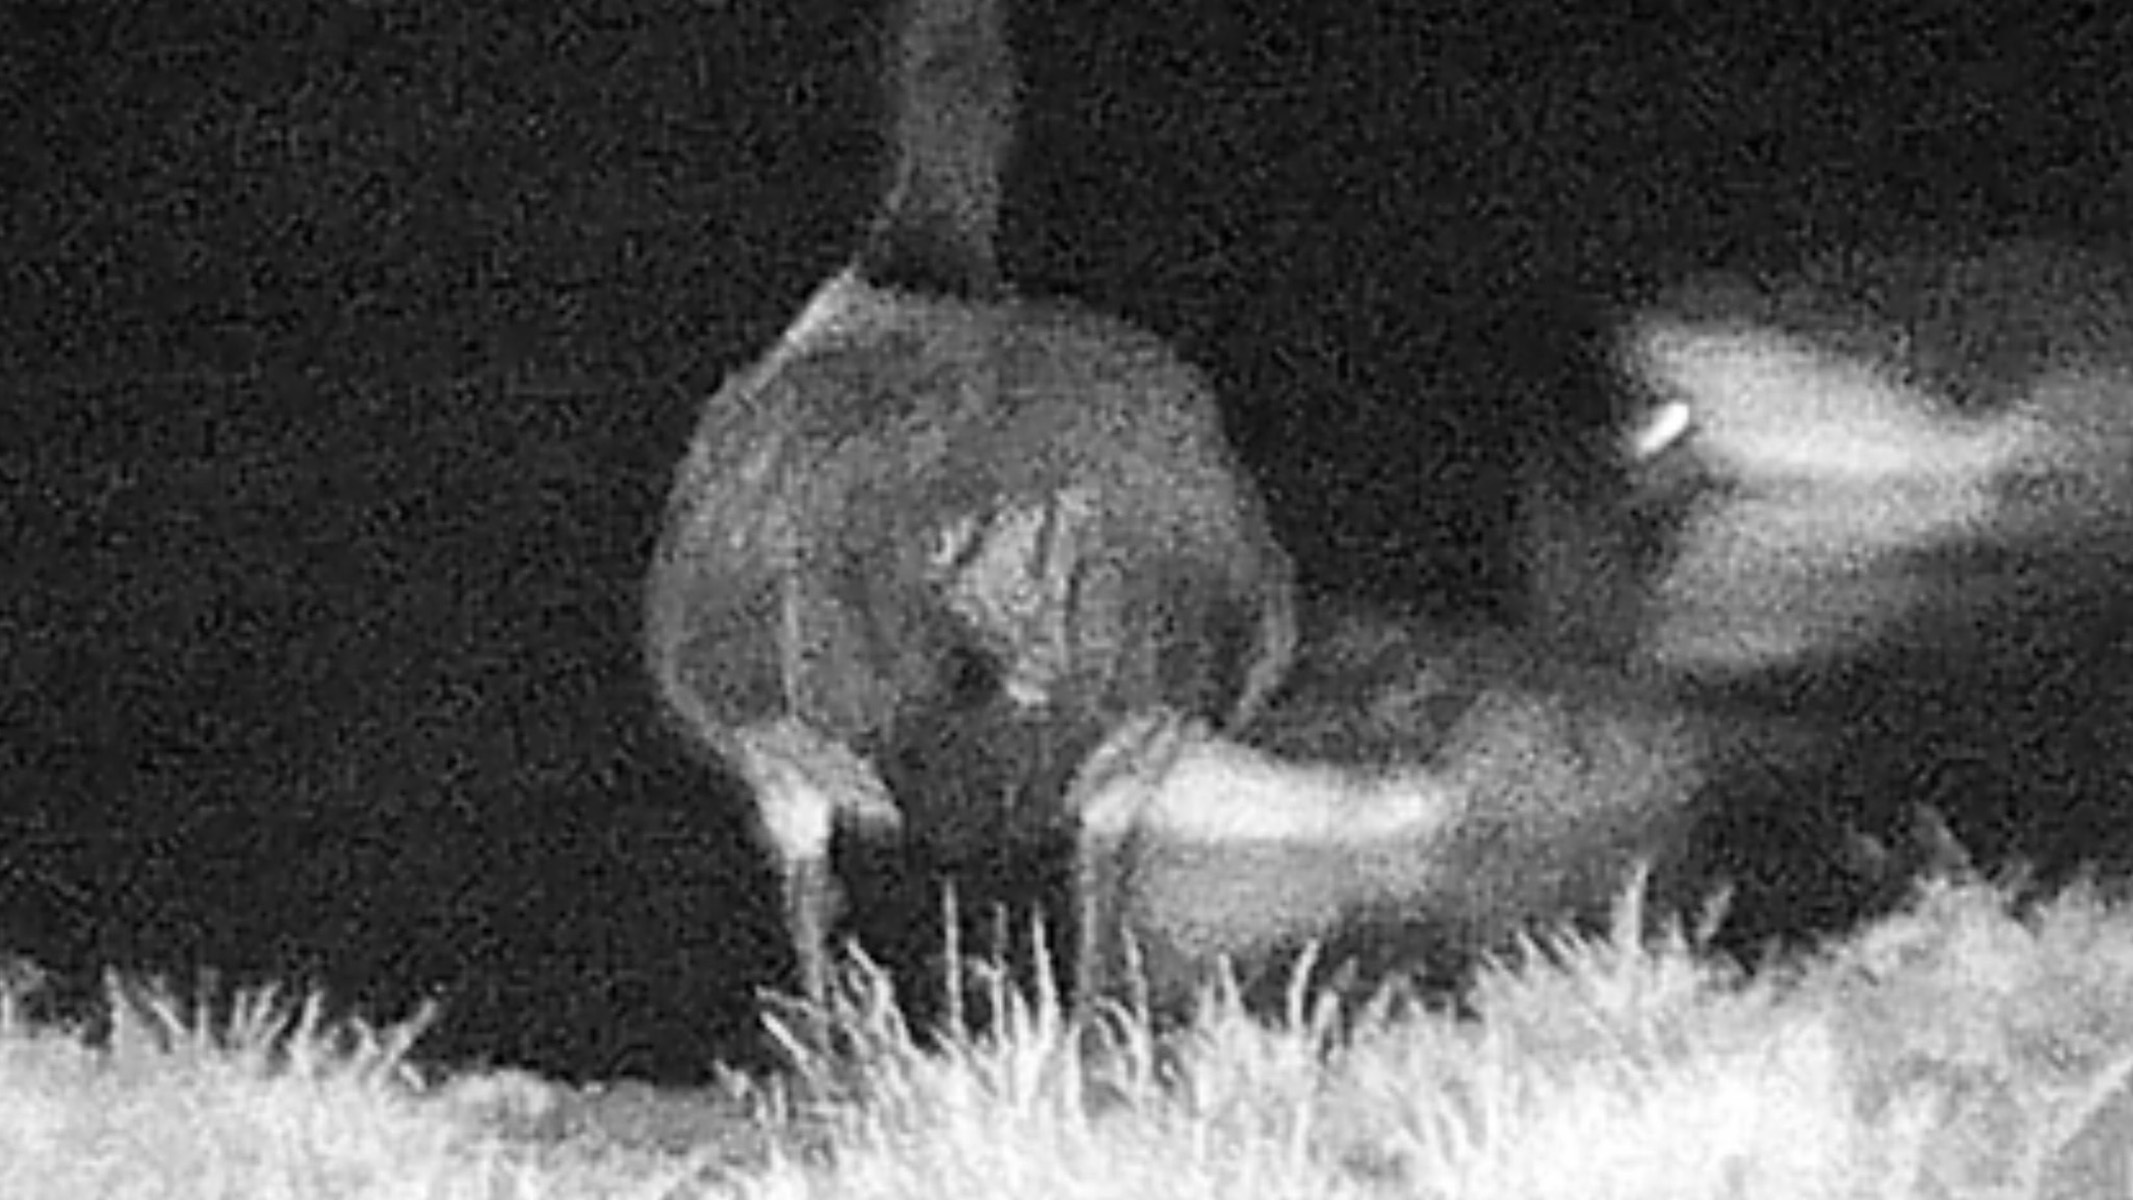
8,876 -> 2133,1198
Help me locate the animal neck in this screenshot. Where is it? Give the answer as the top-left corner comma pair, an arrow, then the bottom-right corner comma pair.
856,0 -> 1016,303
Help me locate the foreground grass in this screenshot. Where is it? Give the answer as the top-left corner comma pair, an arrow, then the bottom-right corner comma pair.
7,878 -> 2133,1198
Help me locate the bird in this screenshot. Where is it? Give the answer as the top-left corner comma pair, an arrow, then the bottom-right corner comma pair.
1060,614 -> 1761,1021
1593,237 -> 2133,955
1612,238 -> 2133,682
644,0 -> 1295,1009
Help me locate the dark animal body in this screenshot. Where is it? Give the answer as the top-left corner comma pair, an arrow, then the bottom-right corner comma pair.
1594,238 -> 2133,953
644,0 -> 1294,1007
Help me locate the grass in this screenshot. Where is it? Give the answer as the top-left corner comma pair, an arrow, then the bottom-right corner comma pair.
8,875 -> 2133,1198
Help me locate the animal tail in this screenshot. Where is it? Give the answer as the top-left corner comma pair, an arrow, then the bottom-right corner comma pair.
856,0 -> 1017,300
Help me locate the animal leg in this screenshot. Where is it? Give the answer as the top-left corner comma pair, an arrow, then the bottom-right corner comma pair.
732,717 -> 904,1006
1062,709 -> 1202,1015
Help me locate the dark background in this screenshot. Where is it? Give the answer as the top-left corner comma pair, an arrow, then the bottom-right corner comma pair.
2,0 -> 2123,1084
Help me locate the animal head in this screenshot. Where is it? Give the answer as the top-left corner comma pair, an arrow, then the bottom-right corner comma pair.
1616,316 -> 2028,676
